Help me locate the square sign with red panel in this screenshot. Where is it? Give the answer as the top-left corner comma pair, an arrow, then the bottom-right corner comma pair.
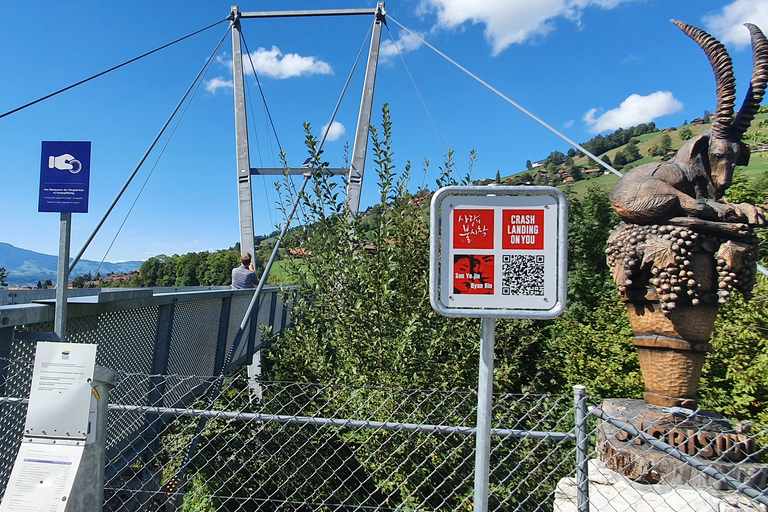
430,186 -> 568,319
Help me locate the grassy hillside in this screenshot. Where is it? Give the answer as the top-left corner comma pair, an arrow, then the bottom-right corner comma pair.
549,113 -> 768,198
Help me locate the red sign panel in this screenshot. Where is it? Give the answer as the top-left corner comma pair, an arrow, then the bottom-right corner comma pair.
453,209 -> 494,249
453,254 -> 495,294
502,209 -> 544,250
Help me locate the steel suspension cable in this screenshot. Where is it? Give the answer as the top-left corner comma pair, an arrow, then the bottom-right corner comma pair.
243,68 -> 277,229
386,15 -> 623,179
68,25 -> 233,274
241,33 -> 285,155
241,32 -> 283,228
285,18 -> 374,226
92,37 -> 223,276
0,19 -> 228,120
384,26 -> 456,180
316,18 -> 374,152
241,31 -> 300,226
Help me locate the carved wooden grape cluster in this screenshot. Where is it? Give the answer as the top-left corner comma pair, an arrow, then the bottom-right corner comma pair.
606,222 -> 758,314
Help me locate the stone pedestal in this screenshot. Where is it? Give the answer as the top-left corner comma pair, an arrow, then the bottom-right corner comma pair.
596,399 -> 764,487
554,459 -> 768,512
555,399 -> 767,510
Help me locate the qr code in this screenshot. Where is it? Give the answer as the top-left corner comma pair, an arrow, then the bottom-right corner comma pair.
501,255 -> 545,296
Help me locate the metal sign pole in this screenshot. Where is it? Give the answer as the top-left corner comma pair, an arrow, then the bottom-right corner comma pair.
54,212 -> 71,340
474,317 -> 495,512
429,186 -> 568,511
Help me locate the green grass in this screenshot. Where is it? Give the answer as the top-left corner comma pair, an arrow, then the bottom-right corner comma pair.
264,259 -> 297,285
559,173 -> 619,198
559,146 -> 768,200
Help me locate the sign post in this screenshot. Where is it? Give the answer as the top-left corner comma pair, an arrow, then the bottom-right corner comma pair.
429,185 -> 568,512
38,141 -> 91,340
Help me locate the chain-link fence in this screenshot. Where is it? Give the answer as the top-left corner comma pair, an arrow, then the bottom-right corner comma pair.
0,286 -> 291,508
103,375 -> 768,512
100,373 -> 581,511
0,362 -> 766,510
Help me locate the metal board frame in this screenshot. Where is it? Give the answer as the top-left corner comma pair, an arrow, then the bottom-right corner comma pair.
429,185 -> 568,319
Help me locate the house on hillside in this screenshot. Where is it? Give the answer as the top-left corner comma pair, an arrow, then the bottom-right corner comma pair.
662,127 -> 677,134
691,118 -> 704,125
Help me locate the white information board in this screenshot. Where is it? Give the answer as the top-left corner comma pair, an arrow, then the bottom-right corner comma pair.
0,342 -> 97,511
25,342 -> 96,439
430,186 -> 568,318
0,443 -> 83,512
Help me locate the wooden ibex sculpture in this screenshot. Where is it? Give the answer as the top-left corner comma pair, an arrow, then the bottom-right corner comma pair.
605,21 -> 767,410
610,21 -> 768,232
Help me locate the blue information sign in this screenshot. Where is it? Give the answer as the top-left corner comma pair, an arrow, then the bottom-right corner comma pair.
38,141 -> 91,213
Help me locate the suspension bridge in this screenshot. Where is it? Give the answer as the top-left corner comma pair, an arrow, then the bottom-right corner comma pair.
2,5 -> 766,511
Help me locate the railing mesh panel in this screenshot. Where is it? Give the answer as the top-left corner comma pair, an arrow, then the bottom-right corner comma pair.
167,299 -> 220,379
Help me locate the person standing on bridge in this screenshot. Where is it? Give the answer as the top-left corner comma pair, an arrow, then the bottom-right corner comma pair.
231,252 -> 259,289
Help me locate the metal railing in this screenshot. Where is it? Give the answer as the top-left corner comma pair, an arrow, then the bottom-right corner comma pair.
0,285 -> 291,503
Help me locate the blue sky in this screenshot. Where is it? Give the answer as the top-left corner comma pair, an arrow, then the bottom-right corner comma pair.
2,0 -> 767,263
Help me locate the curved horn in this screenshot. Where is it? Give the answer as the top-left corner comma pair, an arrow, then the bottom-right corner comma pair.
671,20 -> 736,140
732,23 -> 768,139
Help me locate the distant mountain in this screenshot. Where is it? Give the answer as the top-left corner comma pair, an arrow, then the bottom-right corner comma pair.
0,242 -> 142,287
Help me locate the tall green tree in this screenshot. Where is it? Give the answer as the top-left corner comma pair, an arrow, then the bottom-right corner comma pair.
0,267 -> 7,287
624,139 -> 641,162
202,250 -> 240,285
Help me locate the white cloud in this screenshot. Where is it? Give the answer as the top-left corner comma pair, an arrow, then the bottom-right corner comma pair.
245,46 -> 333,79
583,91 -> 683,133
420,0 -> 636,55
215,53 -> 233,71
204,76 -> 233,94
563,119 -> 574,128
702,0 -> 768,49
321,121 -> 346,142
380,31 -> 424,62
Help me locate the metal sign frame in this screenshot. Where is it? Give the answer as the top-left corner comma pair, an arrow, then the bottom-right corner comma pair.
429,185 -> 568,319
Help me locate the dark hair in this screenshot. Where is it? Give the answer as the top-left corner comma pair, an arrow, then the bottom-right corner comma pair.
241,252 -> 252,266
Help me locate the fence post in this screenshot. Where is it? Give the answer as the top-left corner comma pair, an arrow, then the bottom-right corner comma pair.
138,303 -> 174,498
67,366 -> 120,511
573,385 -> 589,512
